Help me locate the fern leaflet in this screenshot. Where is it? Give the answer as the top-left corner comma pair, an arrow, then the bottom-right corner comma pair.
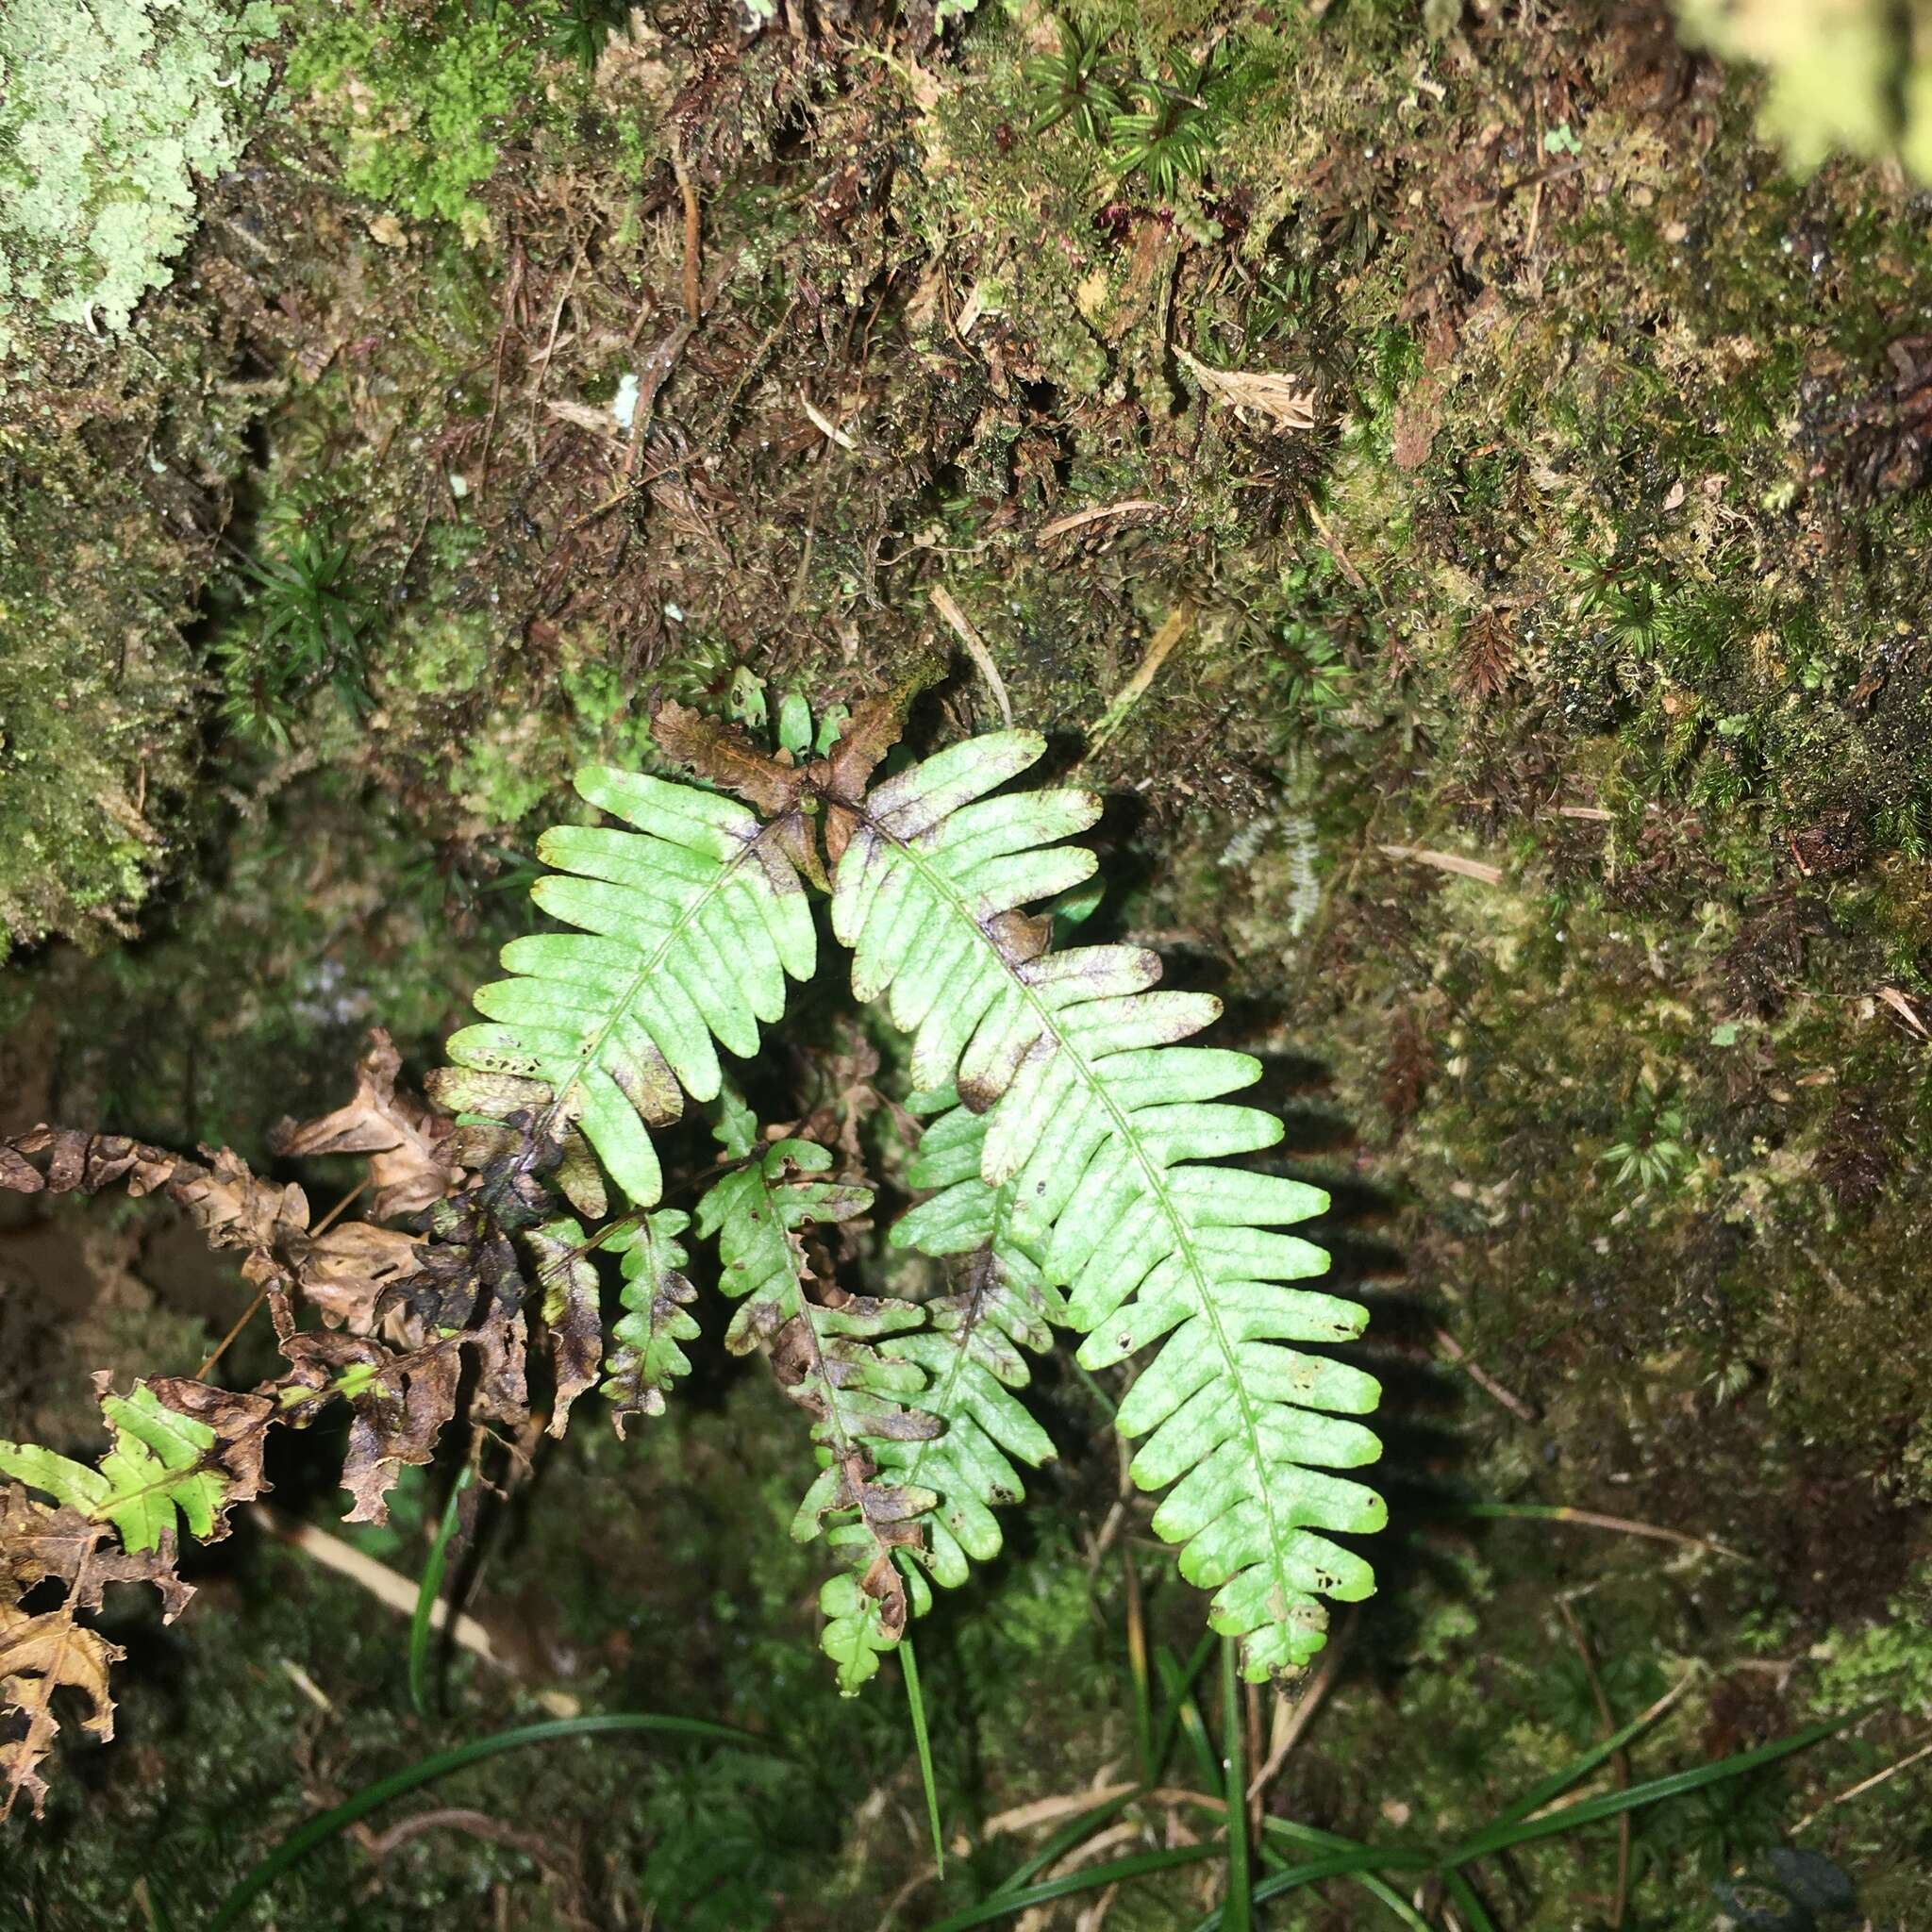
599,1209 -> 700,1434
695,1107 -> 936,1691
430,765 -> 816,1210
887,1099 -> 1062,1591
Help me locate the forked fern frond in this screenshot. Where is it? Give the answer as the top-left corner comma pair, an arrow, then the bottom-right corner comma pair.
429,766 -> 816,1211
836,730 -> 1386,1677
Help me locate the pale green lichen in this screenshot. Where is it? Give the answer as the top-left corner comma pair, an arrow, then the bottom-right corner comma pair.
0,0 -> 278,358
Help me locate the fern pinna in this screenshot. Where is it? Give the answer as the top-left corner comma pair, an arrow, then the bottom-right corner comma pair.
0,691 -> 1381,1815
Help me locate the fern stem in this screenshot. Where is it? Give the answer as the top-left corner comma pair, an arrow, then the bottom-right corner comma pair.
1220,1638 -> 1252,1932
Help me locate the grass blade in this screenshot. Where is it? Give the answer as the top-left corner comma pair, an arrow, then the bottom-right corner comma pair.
1221,1638 -> 1251,1932
1446,1711 -> 1857,1864
208,1711 -> 772,1930
1351,1874 -> 1434,1930
1257,1843 -> 1433,1932
1443,1868 -> 1500,1930
1231,1845 -> 1413,1919
928,1841 -> 1223,1931
408,1464 -> 472,1718
1124,1554 -> 1155,1787
1155,1638 -> 1221,1792
1480,1674 -> 1693,1832
902,1635 -> 945,1877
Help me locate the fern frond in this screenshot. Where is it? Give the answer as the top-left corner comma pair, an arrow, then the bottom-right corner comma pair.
430,765 -> 816,1210
599,1209 -> 699,1435
695,1119 -> 940,1692
0,1380 -> 271,1555
836,731 -> 1386,1677
886,1099 -> 1062,1590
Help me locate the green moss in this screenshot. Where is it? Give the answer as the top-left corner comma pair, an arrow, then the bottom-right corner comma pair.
285,3 -> 536,242
0,0 -> 278,359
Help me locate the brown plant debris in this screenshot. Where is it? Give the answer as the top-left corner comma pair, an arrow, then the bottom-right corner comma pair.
1174,347 -> 1316,432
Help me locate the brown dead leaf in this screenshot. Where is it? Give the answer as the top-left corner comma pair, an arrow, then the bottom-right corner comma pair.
0,1488 -> 193,1623
651,700 -> 805,817
273,1030 -> 458,1220
297,1223 -> 425,1332
1175,347 -> 1316,432
0,1600 -> 123,1820
1391,381 -> 1443,471
528,1224 -> 601,1438
815,666 -> 947,869
278,1334 -> 462,1524
0,1145 -> 43,1192
173,1148 -> 310,1287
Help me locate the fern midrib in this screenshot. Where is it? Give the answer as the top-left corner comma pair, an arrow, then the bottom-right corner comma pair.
876,827 -> 1304,1635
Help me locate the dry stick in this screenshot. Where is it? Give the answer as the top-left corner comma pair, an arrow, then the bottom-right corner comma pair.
193,1177 -> 371,1381
1037,499 -> 1164,543
477,242 -> 527,491
929,584 -> 1013,727
1246,1620 -> 1350,1809
1086,606 -> 1192,757
1557,1597 -> 1630,1929
1433,1326 -> 1541,1424
673,143 -> 702,325
1791,1727 -> 1932,1835
1476,1503 -> 1744,1563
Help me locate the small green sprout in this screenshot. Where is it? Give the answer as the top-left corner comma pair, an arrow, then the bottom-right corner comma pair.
1602,1104 -> 1693,1193
1024,18 -> 1126,142
214,528 -> 372,747
1107,48 -> 1223,199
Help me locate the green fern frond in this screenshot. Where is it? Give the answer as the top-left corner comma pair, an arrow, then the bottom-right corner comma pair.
836,731 -> 1385,1678
429,765 -> 817,1210
695,1120 -> 939,1693
599,1209 -> 699,1434
886,1099 -> 1062,1591
0,1382 -> 258,1554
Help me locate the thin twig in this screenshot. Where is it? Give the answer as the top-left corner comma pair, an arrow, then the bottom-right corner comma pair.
1037,499 -> 1164,543
1463,1501 -> 1744,1561
672,142 -> 702,325
1791,1727 -> 1932,1834
1434,1327 -> 1541,1424
929,585 -> 1012,727
1086,606 -> 1192,757
1246,1615 -> 1351,1808
244,1504 -> 580,1718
